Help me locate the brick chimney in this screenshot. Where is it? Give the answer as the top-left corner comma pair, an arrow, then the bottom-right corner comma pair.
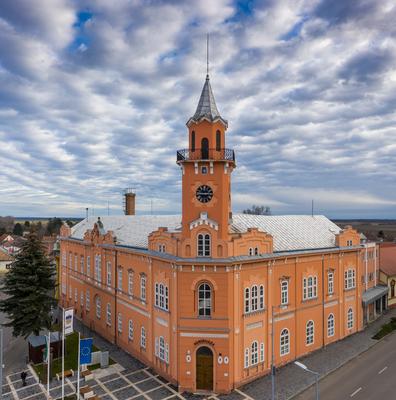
123,189 -> 136,215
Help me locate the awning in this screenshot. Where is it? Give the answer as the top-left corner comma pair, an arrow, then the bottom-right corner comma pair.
362,285 -> 388,306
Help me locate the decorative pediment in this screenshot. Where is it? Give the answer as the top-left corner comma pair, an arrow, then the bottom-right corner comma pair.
190,212 -> 218,231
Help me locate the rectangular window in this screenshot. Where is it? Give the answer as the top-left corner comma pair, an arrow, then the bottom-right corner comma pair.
244,348 -> 249,368
141,327 -> 146,349
281,280 -> 288,305
69,252 -> 72,269
106,303 -> 111,326
251,342 -> 258,365
118,267 -> 123,292
245,288 -> 250,313
251,286 -> 258,311
128,271 -> 133,295
259,285 -> 264,310
62,251 -> 66,267
86,290 -> 90,311
260,342 -> 264,362
140,275 -> 146,301
80,291 -> 84,306
328,272 -> 334,295
118,313 -> 122,333
344,269 -> 356,290
128,320 -> 133,340
86,256 -> 91,276
80,256 -> 84,274
106,261 -> 112,286
74,255 -> 78,271
74,288 -> 78,303
303,276 -> 317,300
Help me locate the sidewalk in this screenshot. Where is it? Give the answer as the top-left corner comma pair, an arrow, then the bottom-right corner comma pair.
239,307 -> 396,400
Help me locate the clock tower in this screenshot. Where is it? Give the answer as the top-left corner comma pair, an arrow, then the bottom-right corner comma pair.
177,74 -> 235,258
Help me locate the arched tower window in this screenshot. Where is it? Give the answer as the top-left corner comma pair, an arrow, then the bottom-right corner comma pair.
191,130 -> 195,152
216,130 -> 221,151
201,138 -> 209,159
198,282 -> 212,317
197,233 -> 211,257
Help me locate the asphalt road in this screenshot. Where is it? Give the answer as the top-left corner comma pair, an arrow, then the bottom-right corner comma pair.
294,331 -> 396,400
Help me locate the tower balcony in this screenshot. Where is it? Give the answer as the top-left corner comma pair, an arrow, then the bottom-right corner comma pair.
176,148 -> 235,164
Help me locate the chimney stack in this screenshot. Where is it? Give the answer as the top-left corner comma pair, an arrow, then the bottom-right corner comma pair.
123,188 -> 136,215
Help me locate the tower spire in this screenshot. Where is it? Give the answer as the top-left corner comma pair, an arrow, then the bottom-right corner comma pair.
206,33 -> 209,76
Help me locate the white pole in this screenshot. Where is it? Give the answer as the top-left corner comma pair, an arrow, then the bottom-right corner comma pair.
62,308 -> 65,400
77,332 -> 80,398
47,331 -> 50,398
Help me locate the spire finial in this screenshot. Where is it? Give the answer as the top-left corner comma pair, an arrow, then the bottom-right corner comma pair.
206,33 -> 209,77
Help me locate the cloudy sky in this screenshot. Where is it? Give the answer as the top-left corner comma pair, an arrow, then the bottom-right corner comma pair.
0,0 -> 395,219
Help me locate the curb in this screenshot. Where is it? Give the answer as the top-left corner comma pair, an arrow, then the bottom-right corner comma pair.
287,328 -> 396,400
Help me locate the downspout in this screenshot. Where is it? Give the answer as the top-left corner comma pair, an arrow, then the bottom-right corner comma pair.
114,250 -> 118,345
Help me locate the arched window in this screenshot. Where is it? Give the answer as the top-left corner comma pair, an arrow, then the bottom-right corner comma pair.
95,296 -> 101,319
281,280 -> 289,305
128,320 -> 134,340
198,282 -> 212,317
245,287 -> 250,313
201,137 -> 209,159
106,303 -> 111,326
251,285 -> 258,311
197,233 -> 211,257
254,247 -> 259,256
216,130 -> 221,151
327,314 -> 335,337
347,308 -> 353,329
251,341 -> 258,365
306,320 -> 314,345
280,329 -> 290,356
248,247 -> 253,256
191,131 -> 196,152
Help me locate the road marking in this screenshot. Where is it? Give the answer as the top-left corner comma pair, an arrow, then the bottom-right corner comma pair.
350,387 -> 362,397
378,366 -> 388,374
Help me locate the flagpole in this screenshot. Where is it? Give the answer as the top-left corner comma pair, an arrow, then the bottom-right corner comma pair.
77,332 -> 80,398
47,331 -> 50,398
62,308 -> 65,400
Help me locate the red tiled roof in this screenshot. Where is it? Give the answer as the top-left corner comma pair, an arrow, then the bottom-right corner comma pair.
379,243 -> 396,276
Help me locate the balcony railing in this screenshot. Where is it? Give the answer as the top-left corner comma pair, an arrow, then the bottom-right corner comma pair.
176,148 -> 235,163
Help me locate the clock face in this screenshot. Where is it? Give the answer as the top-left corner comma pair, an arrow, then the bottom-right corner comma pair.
196,185 -> 213,203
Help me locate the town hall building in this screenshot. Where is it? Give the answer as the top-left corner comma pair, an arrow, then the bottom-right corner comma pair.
59,74 -> 386,394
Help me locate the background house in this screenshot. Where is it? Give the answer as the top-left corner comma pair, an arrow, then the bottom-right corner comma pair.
379,242 -> 396,308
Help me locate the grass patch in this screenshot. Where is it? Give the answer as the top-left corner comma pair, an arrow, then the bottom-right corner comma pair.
32,332 -> 115,381
372,317 -> 396,340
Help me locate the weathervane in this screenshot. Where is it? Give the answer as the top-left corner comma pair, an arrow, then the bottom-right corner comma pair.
206,33 -> 209,76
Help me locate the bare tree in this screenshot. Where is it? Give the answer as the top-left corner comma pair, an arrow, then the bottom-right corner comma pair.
242,205 -> 271,215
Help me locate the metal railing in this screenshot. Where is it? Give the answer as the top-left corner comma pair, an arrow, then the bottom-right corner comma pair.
176,148 -> 235,162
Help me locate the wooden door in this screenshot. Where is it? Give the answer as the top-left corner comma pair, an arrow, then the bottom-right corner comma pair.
196,347 -> 213,391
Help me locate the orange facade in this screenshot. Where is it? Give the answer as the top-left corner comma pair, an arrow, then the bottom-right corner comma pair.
59,75 -> 380,394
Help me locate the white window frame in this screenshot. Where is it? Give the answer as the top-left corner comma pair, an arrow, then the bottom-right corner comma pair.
248,247 -> 253,256
327,313 -> 335,337
74,288 -> 78,303
140,274 -> 146,301
95,296 -> 101,319
106,303 -> 111,326
328,272 -> 334,295
141,326 -> 146,349
306,320 -> 314,345
251,285 -> 258,311
259,285 -> 264,310
198,282 -> 211,317
244,348 -> 249,368
74,255 -> 78,271
159,336 -> 166,361
128,270 -> 134,295
344,268 -> 356,290
106,261 -> 112,286
303,276 -> 317,300
260,342 -> 264,362
117,313 -> 122,333
80,291 -> 84,306
281,280 -> 289,305
197,233 -> 211,257
128,320 -> 133,340
86,255 -> 91,276
251,341 -> 258,365
244,288 -> 250,313
80,256 -> 84,274
118,267 -> 123,292
86,290 -> 90,311
280,328 -> 290,356
347,308 -> 354,329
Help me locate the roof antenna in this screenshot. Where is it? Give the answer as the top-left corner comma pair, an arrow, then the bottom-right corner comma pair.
311,199 -> 314,217
206,33 -> 209,77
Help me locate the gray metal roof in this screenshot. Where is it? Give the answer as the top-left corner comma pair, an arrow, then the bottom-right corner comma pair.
362,285 -> 388,305
187,75 -> 227,126
70,214 -> 341,253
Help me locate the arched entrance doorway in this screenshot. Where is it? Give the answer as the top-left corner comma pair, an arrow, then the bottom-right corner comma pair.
201,138 -> 209,159
196,346 -> 213,391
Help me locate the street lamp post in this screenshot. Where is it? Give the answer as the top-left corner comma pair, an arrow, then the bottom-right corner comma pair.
294,361 -> 320,400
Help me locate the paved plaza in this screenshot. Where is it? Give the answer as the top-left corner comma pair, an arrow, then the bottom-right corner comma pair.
2,308 -> 395,400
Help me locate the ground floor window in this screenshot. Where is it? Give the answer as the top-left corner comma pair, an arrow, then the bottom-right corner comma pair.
306,320 -> 314,345
280,329 -> 290,356
347,308 -> 354,329
327,314 -> 335,337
